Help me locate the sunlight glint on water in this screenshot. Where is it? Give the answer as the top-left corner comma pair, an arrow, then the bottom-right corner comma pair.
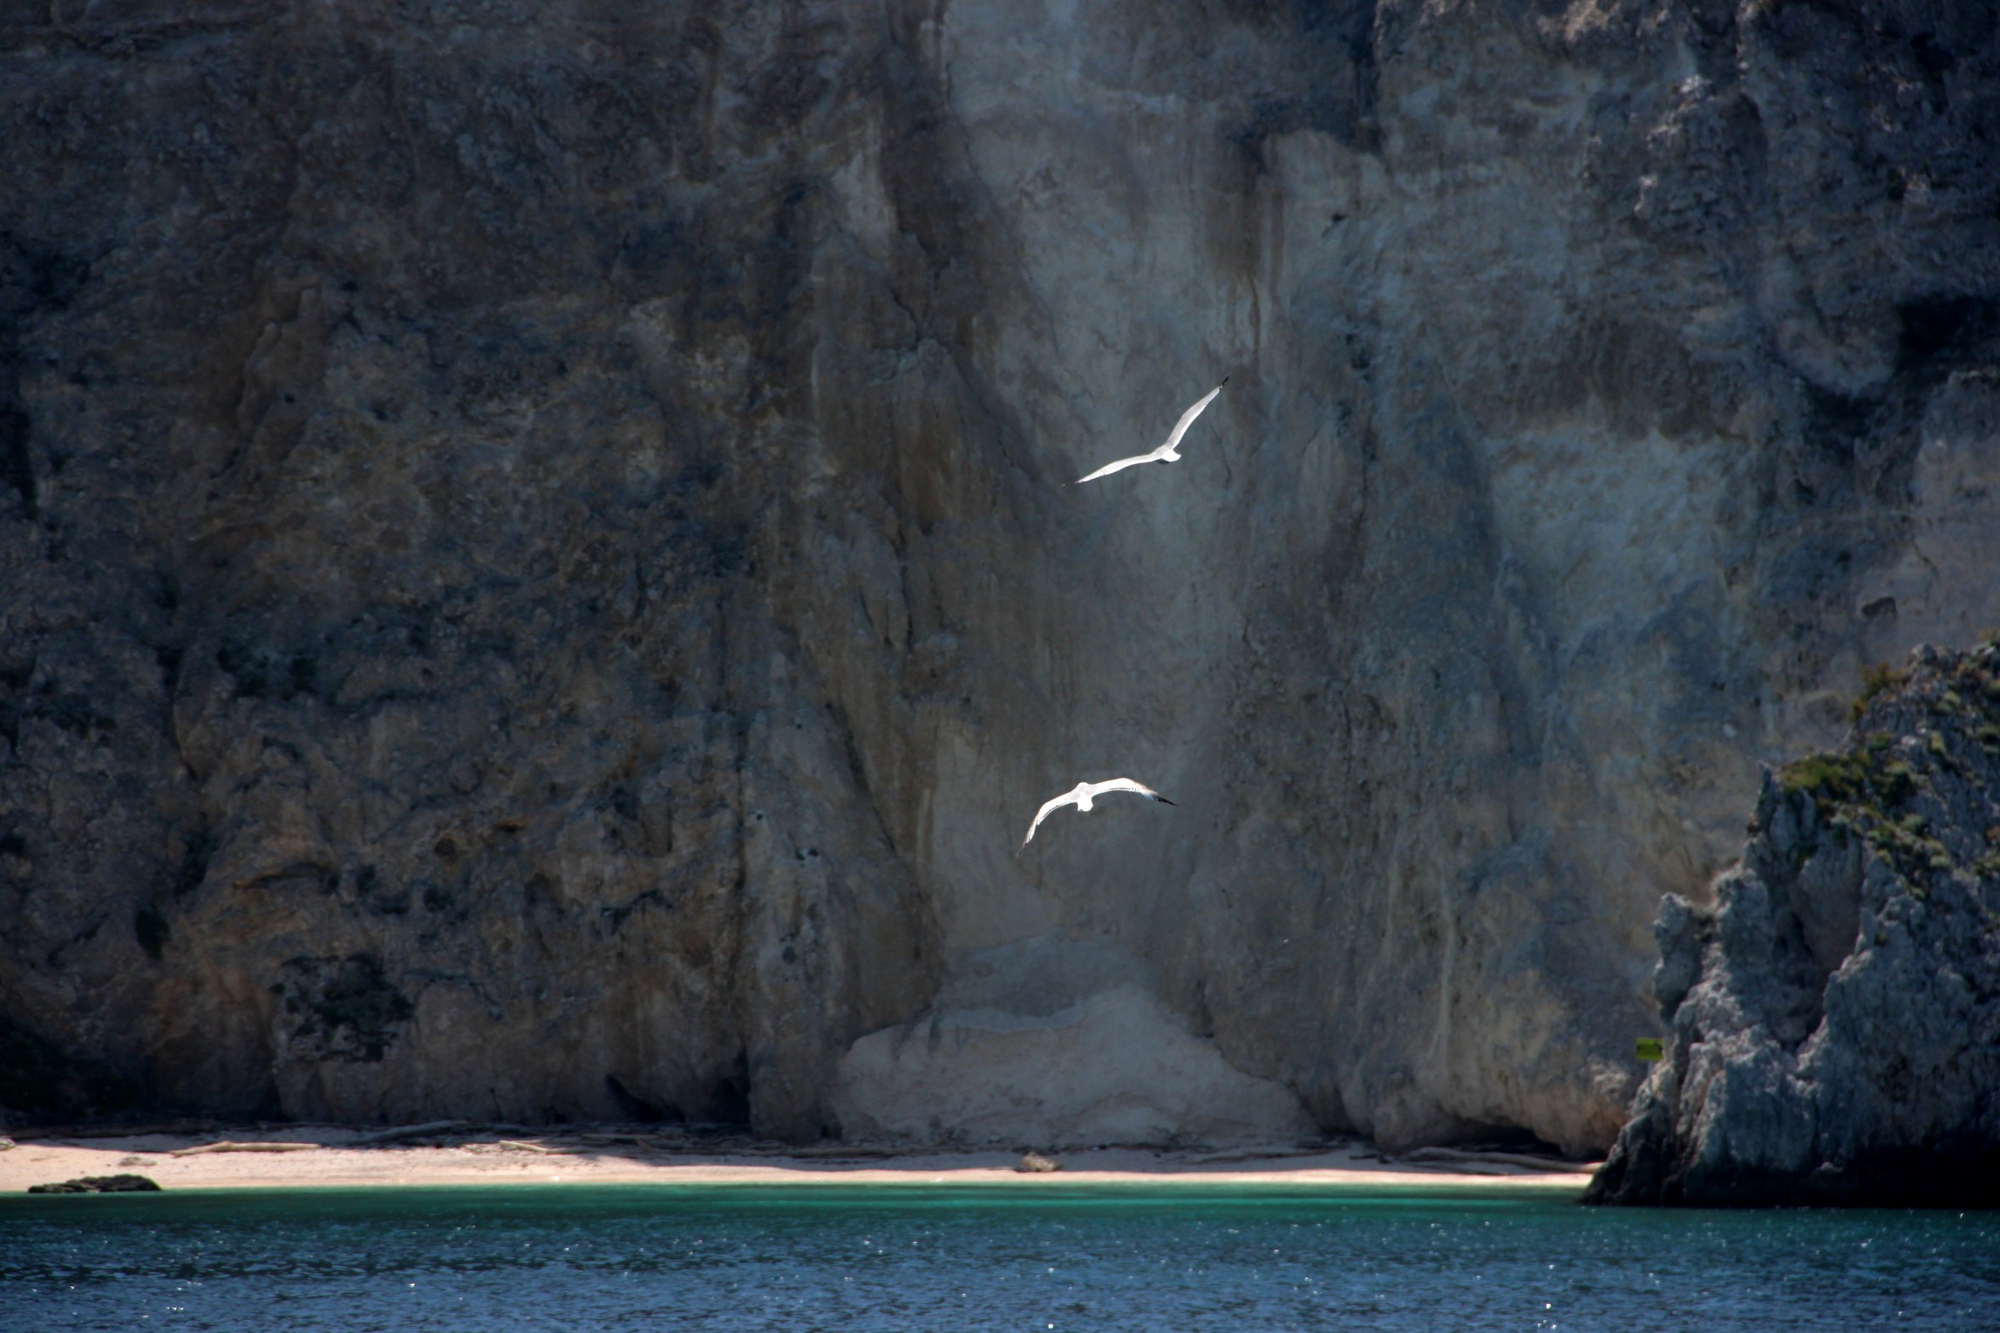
3,1183 -> 1996,1331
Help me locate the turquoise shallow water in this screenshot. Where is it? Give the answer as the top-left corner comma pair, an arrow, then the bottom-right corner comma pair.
2,1182 -> 1996,1331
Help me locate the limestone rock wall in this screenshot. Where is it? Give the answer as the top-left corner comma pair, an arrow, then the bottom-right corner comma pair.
2,1 -> 1997,1149
1587,640 -> 2000,1206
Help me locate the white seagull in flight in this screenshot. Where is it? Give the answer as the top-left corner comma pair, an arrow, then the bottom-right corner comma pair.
1018,778 -> 1176,850
1077,378 -> 1228,484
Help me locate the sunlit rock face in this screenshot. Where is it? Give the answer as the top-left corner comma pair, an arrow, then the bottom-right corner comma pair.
1588,641 -> 2000,1207
834,939 -> 1316,1149
1,1 -> 1996,1149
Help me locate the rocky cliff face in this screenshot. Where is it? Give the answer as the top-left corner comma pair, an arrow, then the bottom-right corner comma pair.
2,1 -> 1997,1149
1588,640 -> 2000,1206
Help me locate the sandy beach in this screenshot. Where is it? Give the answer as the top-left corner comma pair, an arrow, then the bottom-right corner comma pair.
0,1126 -> 1598,1194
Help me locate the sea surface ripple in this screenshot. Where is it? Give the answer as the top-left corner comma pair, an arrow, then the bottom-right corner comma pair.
2,1182 -> 1995,1331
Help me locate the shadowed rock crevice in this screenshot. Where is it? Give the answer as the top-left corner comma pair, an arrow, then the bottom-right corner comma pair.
0,1013 -> 142,1124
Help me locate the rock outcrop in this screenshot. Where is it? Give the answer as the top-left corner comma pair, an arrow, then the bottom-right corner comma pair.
2,2 -> 1998,1150
1588,640 -> 2000,1206
27,1174 -> 162,1194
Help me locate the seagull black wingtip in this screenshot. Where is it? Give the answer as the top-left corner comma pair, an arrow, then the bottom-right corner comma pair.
1156,796 -> 1177,806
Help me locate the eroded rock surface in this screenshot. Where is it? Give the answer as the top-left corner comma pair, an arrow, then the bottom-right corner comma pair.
1589,641 -> 2000,1206
836,937 -> 1316,1147
2,2 -> 1998,1148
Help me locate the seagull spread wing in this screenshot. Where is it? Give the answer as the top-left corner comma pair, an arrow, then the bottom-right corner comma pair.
1077,452 -> 1159,484
1158,380 -> 1227,456
1020,789 -> 1085,849
1085,777 -> 1176,805
1019,778 -> 1176,851
1075,379 -> 1227,484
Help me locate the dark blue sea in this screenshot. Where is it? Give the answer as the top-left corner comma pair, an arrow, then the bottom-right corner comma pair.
2,1182 -> 1996,1331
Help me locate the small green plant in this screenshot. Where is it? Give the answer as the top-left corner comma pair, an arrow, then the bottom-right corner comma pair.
279,954 -> 415,1063
1862,808 -> 1956,881
1779,747 -> 1918,812
1779,752 -> 1868,801
1878,761 -> 1917,802
1853,663 -> 1910,719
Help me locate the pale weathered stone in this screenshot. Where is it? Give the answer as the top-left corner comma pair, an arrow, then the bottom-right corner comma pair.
831,934 -> 1315,1151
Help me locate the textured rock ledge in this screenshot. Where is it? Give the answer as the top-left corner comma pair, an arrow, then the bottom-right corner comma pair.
1588,640 -> 2000,1207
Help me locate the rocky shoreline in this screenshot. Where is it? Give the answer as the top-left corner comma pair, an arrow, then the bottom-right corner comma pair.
1588,641 -> 2000,1207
